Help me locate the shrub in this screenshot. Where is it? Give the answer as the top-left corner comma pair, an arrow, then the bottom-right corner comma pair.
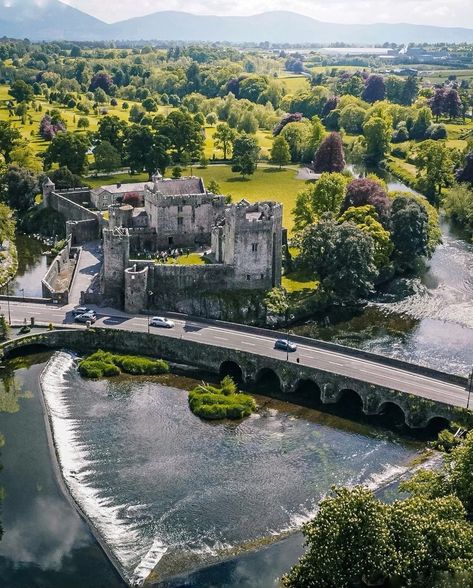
188,377 -> 256,421
78,350 -> 169,378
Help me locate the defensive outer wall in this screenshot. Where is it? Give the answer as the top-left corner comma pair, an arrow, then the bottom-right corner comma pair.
0,326 -> 471,429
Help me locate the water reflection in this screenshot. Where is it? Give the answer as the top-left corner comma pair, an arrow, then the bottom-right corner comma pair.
0,354 -> 125,587
1,234 -> 47,297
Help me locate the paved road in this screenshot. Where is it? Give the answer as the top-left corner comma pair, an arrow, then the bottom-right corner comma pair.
1,299 -> 470,411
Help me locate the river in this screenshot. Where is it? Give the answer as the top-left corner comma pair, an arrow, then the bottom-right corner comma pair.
1,233 -> 47,298
1,351 -> 421,588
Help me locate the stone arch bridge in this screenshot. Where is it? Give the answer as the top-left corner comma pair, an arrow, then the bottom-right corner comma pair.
1,326 -> 470,430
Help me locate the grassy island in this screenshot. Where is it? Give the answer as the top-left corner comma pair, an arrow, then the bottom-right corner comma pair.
78,350 -> 169,379
188,376 -> 256,421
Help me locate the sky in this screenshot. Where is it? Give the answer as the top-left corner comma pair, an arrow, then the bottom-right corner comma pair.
61,0 -> 470,27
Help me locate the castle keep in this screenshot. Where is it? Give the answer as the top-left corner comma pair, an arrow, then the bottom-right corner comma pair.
42,175 -> 283,314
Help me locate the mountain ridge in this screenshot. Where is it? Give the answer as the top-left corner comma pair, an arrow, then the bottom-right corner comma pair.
1,1 -> 473,44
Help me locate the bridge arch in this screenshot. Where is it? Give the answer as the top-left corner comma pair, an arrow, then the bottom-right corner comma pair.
255,367 -> 282,393
377,402 -> 406,427
294,379 -> 322,405
219,360 -> 244,385
426,416 -> 451,434
336,388 -> 364,416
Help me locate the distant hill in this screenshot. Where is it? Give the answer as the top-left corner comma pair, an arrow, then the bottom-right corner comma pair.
0,0 -> 107,41
1,2 -> 473,44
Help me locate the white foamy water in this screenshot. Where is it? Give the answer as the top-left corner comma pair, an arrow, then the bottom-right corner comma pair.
40,352 -> 167,585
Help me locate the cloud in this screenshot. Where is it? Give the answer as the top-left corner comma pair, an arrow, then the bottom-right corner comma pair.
62,0 -> 471,27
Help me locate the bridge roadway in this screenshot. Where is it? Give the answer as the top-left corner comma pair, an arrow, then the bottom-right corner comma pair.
1,299 -> 469,410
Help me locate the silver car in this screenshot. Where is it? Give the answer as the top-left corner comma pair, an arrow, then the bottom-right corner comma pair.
150,316 -> 175,328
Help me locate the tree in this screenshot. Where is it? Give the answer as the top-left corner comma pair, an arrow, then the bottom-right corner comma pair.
411,106 -> 433,140
445,89 -> 463,120
94,141 -> 121,174
89,71 -> 114,95
237,111 -> 258,134
0,165 -> 38,212
8,80 -> 33,103
231,134 -> 260,178
123,192 -> 141,207
123,125 -> 170,177
415,140 -> 455,203
363,116 -> 392,164
49,167 -> 83,190
298,216 -> 377,301
338,205 -> 393,269
282,486 -> 396,588
207,179 -> 221,194
0,121 -> 22,163
313,132 -> 345,173
456,152 -> 473,186
270,136 -> 291,168
96,115 -> 127,155
293,172 -> 348,230
401,76 -> 419,106
386,75 -> 405,104
44,133 -> 89,175
281,121 -> 311,163
362,74 -> 386,103
283,486 -> 473,588
157,110 -> 204,161
430,88 -> 446,121
77,116 -> 90,129
342,177 -> 391,226
214,123 -> 236,160
390,196 -> 429,266
340,104 -> 366,134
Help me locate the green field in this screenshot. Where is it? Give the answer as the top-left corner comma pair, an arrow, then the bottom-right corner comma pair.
188,165 -> 304,231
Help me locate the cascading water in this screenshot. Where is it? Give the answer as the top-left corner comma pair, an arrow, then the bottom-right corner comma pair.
40,352 -> 421,585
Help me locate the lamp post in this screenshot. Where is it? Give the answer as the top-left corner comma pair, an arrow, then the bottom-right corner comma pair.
20,288 -> 25,302
286,315 -> 295,362
467,370 -> 473,411
147,290 -> 154,334
5,280 -> 11,326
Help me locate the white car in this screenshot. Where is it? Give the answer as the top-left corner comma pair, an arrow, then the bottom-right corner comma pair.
149,316 -> 175,329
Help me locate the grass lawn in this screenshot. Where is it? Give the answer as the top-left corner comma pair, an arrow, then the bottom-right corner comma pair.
282,270 -> 319,293
204,126 -> 274,159
185,164 -> 306,232
276,75 -> 310,94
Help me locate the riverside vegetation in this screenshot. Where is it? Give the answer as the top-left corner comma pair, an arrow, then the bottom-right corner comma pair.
78,349 -> 169,378
283,430 -> 473,588
188,375 -> 256,420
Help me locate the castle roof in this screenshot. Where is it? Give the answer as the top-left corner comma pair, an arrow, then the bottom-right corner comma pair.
153,176 -> 205,197
93,182 -> 152,196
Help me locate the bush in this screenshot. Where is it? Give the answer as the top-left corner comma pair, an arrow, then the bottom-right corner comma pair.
78,350 -> 169,378
188,377 -> 256,421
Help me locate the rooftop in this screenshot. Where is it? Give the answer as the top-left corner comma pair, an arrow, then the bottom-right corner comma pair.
152,176 -> 206,197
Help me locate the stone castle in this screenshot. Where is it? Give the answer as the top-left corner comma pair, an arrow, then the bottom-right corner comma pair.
42,175 -> 283,314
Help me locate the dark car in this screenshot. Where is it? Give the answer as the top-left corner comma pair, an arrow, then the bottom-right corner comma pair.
74,311 -> 97,324
274,339 -> 297,352
72,306 -> 95,317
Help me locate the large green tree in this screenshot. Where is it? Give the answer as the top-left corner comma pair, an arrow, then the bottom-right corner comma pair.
338,205 -> 393,269
270,136 -> 291,169
363,116 -> 392,164
44,133 -> 89,175
298,215 -> 377,301
123,125 -> 170,177
231,134 -> 260,178
94,141 -> 121,174
0,165 -> 38,213
0,122 -> 22,164
213,123 -> 236,160
415,140 -> 456,204
157,110 -> 204,161
293,172 -> 348,231
390,196 -> 429,267
96,115 -> 127,155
